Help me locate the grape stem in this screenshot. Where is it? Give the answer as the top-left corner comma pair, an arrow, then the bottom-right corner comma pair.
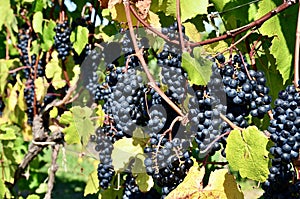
249,35 -> 263,70
154,116 -> 182,170
130,1 -> 297,48
41,83 -> 77,114
199,160 -> 228,166
238,50 -> 253,80
129,5 -> 179,45
190,0 -> 298,47
200,131 -> 230,154
220,113 -> 243,130
123,1 -> 185,117
9,66 -> 31,73
218,29 -> 256,57
61,61 -> 71,87
176,0 -> 185,51
294,2 -> 300,88
5,27 -> 10,60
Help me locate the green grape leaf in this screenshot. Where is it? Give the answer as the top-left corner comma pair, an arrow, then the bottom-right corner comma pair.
166,159 -> 204,199
71,106 -> 95,146
0,146 -> 16,183
34,77 -> 49,102
26,195 -> 40,199
181,48 -> 212,85
49,107 -> 58,119
41,20 -> 56,51
59,111 -> 80,144
255,0 -> 297,84
0,124 -> 19,140
112,138 -> 144,171
135,172 -> 154,193
151,0 -> 207,22
70,26 -> 89,55
203,169 -> 244,199
98,183 -> 124,199
0,178 -> 5,199
0,0 -> 11,30
0,60 -> 9,95
65,57 -> 78,86
35,183 -> 48,194
132,155 -> 154,192
225,126 -> 270,182
60,106 -> 95,145
33,0 -> 48,12
210,0 -> 258,31
180,0 -> 208,22
132,127 -> 148,147
5,9 -> 18,33
84,169 -> 99,196
45,52 -> 66,89
32,12 -> 43,34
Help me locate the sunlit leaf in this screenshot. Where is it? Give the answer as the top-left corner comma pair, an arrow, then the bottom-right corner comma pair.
225,126 -> 270,181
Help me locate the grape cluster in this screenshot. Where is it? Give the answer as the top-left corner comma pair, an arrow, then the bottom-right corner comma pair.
17,28 -> 45,124
122,173 -> 160,199
144,138 -> 193,197
109,68 -> 149,135
54,21 -> 72,61
161,22 -> 188,41
91,129 -> 115,189
263,85 -> 300,198
24,81 -> 35,125
121,33 -> 148,68
215,54 -> 271,119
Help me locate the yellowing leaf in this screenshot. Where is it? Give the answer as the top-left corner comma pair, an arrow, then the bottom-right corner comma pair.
166,161 -> 205,199
147,11 -> 161,29
110,3 -> 138,26
35,77 -> 49,102
96,105 -> 105,127
151,0 -> 207,22
112,138 -> 143,171
108,0 -> 122,9
225,126 -> 270,182
7,83 -> 18,111
45,51 -> 66,89
183,22 -> 201,42
17,83 -> 26,111
203,169 -> 244,199
84,169 -> 99,196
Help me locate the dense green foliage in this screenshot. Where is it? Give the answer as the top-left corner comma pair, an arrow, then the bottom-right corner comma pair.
0,0 -> 299,198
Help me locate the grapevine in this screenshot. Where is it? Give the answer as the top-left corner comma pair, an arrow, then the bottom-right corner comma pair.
0,0 -> 299,199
